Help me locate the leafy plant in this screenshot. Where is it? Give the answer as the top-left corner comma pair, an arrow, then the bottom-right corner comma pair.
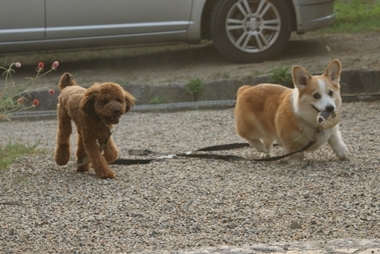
0,61 -> 59,120
252,70 -> 263,77
268,66 -> 293,88
149,96 -> 163,104
185,78 -> 204,101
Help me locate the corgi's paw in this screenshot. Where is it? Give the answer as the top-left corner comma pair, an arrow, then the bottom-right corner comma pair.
260,152 -> 271,158
331,142 -> 349,160
288,159 -> 305,166
336,146 -> 349,160
287,152 -> 304,165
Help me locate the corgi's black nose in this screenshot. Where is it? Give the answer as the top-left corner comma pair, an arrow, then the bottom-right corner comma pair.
325,105 -> 335,112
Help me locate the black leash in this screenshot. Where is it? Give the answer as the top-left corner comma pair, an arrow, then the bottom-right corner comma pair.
77,126 -> 319,166
111,139 -> 317,165
111,143 -> 250,165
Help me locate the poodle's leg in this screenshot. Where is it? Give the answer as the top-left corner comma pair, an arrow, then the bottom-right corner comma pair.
83,137 -> 116,179
76,133 -> 90,172
103,136 -> 119,164
55,111 -> 72,165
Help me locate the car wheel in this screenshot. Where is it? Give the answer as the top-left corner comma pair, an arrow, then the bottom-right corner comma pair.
210,0 -> 292,63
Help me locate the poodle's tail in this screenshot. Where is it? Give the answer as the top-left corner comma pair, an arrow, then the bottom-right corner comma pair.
58,72 -> 77,91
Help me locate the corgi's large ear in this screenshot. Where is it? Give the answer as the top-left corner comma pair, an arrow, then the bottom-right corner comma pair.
80,84 -> 100,115
124,91 -> 136,112
292,65 -> 312,90
324,59 -> 341,85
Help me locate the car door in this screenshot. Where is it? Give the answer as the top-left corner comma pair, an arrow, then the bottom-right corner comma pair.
0,0 -> 44,42
45,0 -> 193,39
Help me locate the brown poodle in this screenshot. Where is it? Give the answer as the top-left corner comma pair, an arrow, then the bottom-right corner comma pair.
54,72 -> 135,179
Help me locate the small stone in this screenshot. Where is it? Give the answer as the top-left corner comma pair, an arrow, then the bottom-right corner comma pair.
290,221 -> 302,229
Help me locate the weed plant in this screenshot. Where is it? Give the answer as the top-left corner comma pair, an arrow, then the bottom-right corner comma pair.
0,61 -> 58,170
185,78 -> 204,101
0,61 -> 59,120
0,142 -> 40,170
149,96 -> 163,104
269,66 -> 293,88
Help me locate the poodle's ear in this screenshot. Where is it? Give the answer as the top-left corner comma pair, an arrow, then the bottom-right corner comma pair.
124,91 -> 136,112
80,90 -> 97,115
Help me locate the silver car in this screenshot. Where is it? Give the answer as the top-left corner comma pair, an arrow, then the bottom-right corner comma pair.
0,0 -> 335,63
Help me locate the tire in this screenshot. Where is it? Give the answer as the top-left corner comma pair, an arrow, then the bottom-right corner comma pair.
210,0 -> 292,63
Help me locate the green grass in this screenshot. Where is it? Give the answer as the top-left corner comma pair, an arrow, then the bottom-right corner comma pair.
322,0 -> 380,33
0,142 -> 40,170
269,66 -> 293,88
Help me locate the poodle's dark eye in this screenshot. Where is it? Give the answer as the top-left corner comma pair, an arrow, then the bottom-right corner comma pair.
102,99 -> 109,104
328,90 -> 333,97
313,93 -> 321,99
116,98 -> 123,103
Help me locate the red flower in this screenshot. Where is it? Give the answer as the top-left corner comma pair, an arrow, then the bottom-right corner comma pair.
52,61 -> 59,69
15,62 -> 21,68
37,62 -> 44,69
17,97 -> 25,104
32,99 -> 39,107
49,89 -> 55,95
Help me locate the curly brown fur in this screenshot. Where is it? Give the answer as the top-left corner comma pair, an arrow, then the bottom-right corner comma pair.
54,72 -> 135,179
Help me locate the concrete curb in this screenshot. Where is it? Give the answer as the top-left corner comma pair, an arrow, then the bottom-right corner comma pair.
137,239 -> 380,254
8,69 -> 380,120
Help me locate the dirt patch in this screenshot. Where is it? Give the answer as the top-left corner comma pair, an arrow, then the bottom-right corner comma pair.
4,31 -> 380,89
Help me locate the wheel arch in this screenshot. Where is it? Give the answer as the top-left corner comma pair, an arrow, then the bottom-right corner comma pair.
200,0 -> 218,39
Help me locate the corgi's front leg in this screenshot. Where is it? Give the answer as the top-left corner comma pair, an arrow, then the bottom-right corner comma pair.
328,127 -> 349,160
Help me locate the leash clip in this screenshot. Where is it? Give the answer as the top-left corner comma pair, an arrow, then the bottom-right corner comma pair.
158,154 -> 178,159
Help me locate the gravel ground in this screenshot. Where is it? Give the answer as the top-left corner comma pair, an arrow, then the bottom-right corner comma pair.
1,101 -> 380,253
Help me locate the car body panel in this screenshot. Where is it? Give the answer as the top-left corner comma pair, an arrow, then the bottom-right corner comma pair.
0,0 -> 336,54
45,0 -> 193,39
0,0 -> 45,42
292,0 -> 336,33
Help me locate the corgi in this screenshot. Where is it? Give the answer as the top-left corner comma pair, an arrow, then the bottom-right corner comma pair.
234,59 -> 349,164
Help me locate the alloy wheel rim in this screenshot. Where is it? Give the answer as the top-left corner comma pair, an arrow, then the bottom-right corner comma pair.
226,0 -> 281,53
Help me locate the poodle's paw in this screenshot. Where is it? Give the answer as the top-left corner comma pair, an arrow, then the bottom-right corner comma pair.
77,164 -> 90,172
55,144 -> 70,165
96,169 -> 117,179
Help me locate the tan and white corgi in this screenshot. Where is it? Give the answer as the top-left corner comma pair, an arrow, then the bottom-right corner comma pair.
234,59 -> 349,164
